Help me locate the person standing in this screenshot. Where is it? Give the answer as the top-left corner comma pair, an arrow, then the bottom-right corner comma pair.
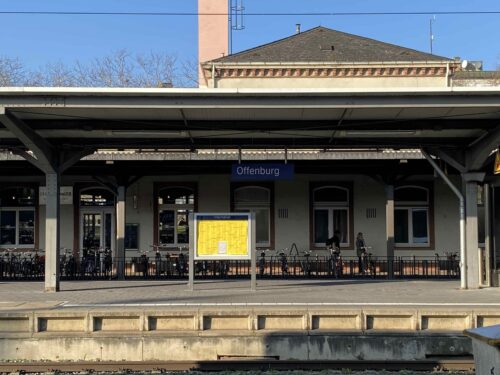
356,232 -> 366,274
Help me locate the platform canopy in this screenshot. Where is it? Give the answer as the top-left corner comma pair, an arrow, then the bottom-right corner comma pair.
0,87 -> 498,153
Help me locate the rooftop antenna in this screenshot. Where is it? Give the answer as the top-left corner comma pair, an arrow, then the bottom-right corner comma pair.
429,15 -> 436,54
229,0 -> 245,54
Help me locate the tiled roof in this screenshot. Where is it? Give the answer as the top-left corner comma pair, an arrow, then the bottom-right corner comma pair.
208,26 -> 450,64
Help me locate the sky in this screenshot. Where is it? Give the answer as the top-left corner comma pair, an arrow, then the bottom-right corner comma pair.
0,0 -> 498,70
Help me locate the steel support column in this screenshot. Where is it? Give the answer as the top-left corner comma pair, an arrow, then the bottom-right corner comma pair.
115,186 -> 126,279
484,184 -> 492,287
45,173 -> 61,292
463,173 -> 485,289
385,185 -> 395,278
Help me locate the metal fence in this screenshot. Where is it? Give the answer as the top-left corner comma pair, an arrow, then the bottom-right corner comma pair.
0,253 -> 460,281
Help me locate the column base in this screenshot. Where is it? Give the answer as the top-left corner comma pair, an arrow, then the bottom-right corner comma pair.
44,286 -> 60,293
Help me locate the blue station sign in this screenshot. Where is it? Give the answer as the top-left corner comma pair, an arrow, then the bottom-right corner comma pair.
231,163 -> 295,181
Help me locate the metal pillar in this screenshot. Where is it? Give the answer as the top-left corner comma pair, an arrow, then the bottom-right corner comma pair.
385,185 -> 395,278
45,173 -> 60,292
484,184 -> 492,287
422,149 -> 467,289
188,213 -> 195,291
115,186 -> 126,279
250,212 -> 256,292
464,178 -> 480,289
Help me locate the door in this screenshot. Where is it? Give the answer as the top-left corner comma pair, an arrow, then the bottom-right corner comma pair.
80,208 -> 114,255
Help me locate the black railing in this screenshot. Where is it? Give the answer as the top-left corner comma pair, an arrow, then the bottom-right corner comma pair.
0,253 -> 461,281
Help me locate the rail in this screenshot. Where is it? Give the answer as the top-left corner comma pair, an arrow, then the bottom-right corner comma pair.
0,358 -> 475,373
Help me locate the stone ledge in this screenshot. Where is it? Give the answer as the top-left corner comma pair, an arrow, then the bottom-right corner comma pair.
0,308 -> 497,335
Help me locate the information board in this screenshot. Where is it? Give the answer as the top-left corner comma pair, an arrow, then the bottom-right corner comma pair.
39,186 -> 73,205
193,213 -> 252,260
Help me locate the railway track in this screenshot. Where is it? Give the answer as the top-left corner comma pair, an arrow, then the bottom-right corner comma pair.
0,358 -> 475,373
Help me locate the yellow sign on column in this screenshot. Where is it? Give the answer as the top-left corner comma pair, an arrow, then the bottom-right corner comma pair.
494,151 -> 500,175
194,214 -> 251,259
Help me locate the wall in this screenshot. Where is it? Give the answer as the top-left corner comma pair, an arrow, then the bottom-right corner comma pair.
2,174 -> 461,258
211,76 -> 448,89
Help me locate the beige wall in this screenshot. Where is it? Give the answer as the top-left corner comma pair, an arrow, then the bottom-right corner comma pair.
4,174 -> 461,259
210,76 -> 448,89
122,174 -> 460,257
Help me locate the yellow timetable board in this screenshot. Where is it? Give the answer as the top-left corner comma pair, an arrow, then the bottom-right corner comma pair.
194,214 -> 251,259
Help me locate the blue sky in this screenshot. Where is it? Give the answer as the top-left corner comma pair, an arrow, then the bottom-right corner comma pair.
0,0 -> 498,70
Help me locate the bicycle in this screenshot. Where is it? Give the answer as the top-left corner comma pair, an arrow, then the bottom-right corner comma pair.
327,246 -> 342,279
278,251 -> 289,276
301,251 -> 312,278
361,249 -> 376,277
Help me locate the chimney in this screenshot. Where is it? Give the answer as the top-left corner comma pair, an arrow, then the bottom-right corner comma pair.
198,0 -> 229,88
296,24 -> 301,34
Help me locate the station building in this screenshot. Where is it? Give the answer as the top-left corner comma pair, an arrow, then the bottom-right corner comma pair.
0,0 -> 499,291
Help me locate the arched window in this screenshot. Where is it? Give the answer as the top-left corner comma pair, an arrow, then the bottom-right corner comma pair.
80,188 -> 115,206
312,186 -> 350,247
395,186 -> 430,246
234,186 -> 271,247
158,186 -> 195,246
0,187 -> 36,247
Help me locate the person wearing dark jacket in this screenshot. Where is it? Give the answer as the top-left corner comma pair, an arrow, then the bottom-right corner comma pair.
326,230 -> 341,252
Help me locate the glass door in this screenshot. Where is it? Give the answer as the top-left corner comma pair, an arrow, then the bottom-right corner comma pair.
80,209 -> 114,255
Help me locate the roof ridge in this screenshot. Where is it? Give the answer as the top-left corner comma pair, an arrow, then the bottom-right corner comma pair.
205,25 -> 451,65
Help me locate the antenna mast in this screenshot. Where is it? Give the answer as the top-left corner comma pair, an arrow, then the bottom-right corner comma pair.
229,0 -> 245,54
429,15 -> 435,54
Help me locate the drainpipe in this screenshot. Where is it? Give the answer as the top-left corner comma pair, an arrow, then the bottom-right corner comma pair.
211,64 -> 216,88
421,149 -> 467,289
446,62 -> 451,87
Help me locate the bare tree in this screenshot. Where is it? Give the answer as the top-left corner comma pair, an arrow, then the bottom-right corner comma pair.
136,51 -> 177,87
0,57 -> 25,86
179,56 -> 199,87
0,50 -> 196,88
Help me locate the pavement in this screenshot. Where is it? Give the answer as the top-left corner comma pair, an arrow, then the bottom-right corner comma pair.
0,279 -> 499,311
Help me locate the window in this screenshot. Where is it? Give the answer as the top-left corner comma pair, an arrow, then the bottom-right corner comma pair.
125,224 -> 139,250
80,188 -> 115,206
233,185 -> 272,247
312,186 -> 351,247
157,186 -> 195,246
395,186 -> 431,247
0,187 -> 36,247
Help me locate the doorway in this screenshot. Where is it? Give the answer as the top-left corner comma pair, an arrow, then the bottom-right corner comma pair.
80,208 -> 115,255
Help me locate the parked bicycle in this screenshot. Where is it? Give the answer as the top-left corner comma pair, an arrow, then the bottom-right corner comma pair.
361,249 -> 376,277
328,248 -> 343,278
279,251 -> 289,276
301,251 -> 313,277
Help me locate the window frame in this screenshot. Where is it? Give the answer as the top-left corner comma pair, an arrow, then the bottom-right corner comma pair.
394,184 -> 434,250
0,184 -> 38,249
0,207 -> 36,248
309,182 -> 354,250
230,182 -> 274,249
154,182 -> 198,249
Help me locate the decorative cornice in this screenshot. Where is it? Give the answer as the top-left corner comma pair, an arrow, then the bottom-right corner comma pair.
206,65 -> 455,79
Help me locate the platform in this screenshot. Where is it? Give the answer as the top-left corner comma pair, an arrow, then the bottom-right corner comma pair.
0,280 -> 499,363
0,279 -> 498,308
